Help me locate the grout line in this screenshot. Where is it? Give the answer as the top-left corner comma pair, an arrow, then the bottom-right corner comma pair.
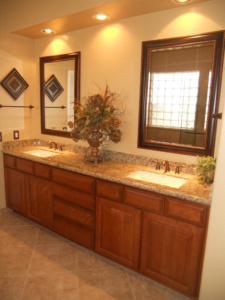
76,265 -> 124,273
125,268 -> 136,300
19,226 -> 40,300
75,244 -> 80,300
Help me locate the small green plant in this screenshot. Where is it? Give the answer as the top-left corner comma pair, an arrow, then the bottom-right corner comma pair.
195,156 -> 216,184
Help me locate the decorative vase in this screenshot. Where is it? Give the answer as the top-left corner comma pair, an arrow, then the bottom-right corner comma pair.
85,128 -> 103,163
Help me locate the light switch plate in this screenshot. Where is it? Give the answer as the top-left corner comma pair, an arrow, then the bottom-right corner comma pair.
14,130 -> 19,140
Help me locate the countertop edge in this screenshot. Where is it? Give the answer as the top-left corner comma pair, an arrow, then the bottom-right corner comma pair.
2,148 -> 211,206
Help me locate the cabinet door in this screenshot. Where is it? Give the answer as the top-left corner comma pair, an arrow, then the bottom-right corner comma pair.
96,197 -> 141,270
4,167 -> 27,215
27,175 -> 53,229
140,212 -> 204,296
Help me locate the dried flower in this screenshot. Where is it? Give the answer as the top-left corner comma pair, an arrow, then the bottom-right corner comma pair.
114,119 -> 121,127
69,85 -> 123,146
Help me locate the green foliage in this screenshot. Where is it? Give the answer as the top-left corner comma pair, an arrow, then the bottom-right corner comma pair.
195,156 -> 216,184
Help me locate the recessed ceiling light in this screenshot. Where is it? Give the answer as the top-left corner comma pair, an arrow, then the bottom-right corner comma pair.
92,14 -> 110,21
41,29 -> 56,34
172,0 -> 192,3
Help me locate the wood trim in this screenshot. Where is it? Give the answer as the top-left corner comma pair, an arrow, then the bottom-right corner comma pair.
96,179 -> 123,203
164,196 -> 208,227
35,162 -> 52,180
3,154 -> 16,169
16,157 -> 34,175
52,167 -> 95,194
124,186 -> 164,214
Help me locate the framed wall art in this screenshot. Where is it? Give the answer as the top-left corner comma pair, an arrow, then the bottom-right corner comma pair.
0,68 -> 29,100
45,74 -> 64,102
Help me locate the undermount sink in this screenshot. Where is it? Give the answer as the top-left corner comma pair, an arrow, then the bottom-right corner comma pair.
24,149 -> 60,158
127,170 -> 188,189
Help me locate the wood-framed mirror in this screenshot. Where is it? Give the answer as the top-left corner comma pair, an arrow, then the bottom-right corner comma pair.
138,31 -> 225,156
40,52 -> 80,137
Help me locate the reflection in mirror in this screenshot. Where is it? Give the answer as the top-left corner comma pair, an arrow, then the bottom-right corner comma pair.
40,52 -> 80,138
138,31 -> 225,156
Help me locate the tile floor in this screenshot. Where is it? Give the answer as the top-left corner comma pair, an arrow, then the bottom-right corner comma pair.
0,208 -> 191,300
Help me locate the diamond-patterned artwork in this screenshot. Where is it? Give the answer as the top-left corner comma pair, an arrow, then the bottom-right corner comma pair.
0,68 -> 29,100
45,74 -> 64,102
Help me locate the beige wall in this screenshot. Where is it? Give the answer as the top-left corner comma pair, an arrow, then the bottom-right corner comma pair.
0,3 -> 36,208
36,0 -> 225,164
0,0 -> 225,298
199,69 -> 225,298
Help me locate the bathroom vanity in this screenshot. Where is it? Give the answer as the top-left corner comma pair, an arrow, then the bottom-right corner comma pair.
3,146 -> 211,298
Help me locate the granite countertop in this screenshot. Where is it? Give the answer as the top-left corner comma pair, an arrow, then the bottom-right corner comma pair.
2,143 -> 211,206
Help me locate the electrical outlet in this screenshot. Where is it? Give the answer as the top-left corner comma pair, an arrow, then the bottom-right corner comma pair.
0,132 -> 2,142
14,130 -> 19,140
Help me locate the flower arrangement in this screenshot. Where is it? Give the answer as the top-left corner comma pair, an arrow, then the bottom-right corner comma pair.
68,85 -> 123,151
195,156 -> 216,184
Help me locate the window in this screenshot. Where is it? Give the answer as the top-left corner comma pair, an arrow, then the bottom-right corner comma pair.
147,71 -> 200,130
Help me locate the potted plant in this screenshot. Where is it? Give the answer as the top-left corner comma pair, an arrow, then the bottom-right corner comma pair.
195,156 -> 216,184
68,85 -> 123,163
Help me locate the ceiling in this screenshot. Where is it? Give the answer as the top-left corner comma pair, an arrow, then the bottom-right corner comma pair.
10,0 -> 212,39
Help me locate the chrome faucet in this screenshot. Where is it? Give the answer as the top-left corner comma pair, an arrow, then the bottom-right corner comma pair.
163,160 -> 170,173
49,141 -> 58,150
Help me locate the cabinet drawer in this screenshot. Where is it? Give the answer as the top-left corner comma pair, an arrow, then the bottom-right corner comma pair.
35,163 -> 52,180
16,158 -> 34,175
124,187 -> 164,214
164,197 -> 208,227
52,168 -> 95,194
54,215 -> 95,250
54,198 -> 95,230
53,183 -> 95,211
3,154 -> 16,169
96,179 -> 123,203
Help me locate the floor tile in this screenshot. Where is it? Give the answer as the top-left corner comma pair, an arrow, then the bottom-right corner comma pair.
21,273 -> 78,300
0,225 -> 39,248
0,208 -> 11,216
0,209 -> 193,299
76,245 -> 121,271
0,208 -> 12,227
127,269 -> 191,300
0,246 -> 33,277
4,213 -> 37,227
77,267 -> 134,300
28,243 -> 77,275
0,276 -> 26,300
0,215 -> 9,228
35,227 -> 70,245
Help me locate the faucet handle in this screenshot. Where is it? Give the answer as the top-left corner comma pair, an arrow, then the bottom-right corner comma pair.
58,144 -> 63,151
152,159 -> 161,170
48,141 -> 57,150
48,141 -> 53,149
175,165 -> 183,174
163,160 -> 170,173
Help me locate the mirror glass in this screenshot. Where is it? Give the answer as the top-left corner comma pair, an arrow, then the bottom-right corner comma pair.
40,52 -> 80,137
138,31 -> 225,156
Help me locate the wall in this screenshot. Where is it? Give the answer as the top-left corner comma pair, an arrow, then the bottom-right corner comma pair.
36,0 -> 225,164
34,1 -> 225,298
199,66 -> 225,299
0,2 -> 36,208
0,0 -> 225,297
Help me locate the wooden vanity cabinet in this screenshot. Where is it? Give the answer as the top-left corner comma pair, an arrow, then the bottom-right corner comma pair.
3,154 -> 209,298
27,175 -> 53,228
4,167 -> 27,216
4,155 -> 53,229
140,211 -> 205,296
96,196 -> 141,270
95,180 -> 141,270
124,186 -> 208,297
52,168 -> 96,250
